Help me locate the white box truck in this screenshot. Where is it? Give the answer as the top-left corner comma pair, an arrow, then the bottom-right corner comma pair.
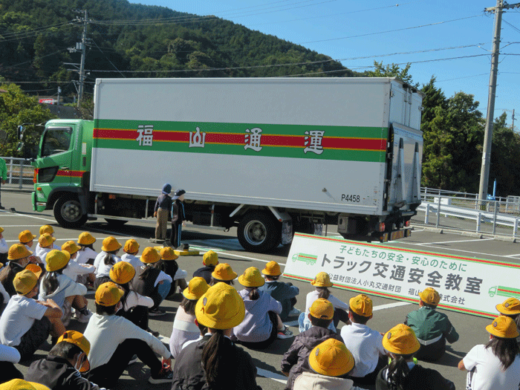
28,77 -> 423,252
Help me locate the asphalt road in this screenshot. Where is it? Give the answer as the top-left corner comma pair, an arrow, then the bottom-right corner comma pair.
2,190 -> 520,390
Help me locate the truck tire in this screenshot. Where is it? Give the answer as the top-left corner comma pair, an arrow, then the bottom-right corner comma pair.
105,219 -> 127,227
54,195 -> 87,229
238,212 -> 281,253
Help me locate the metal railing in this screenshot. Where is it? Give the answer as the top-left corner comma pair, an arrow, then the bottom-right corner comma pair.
1,157 -> 34,189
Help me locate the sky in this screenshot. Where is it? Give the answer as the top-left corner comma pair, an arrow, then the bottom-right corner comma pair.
129,0 -> 520,127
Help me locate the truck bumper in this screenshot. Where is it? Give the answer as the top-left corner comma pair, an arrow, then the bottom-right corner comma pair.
377,229 -> 412,242
32,191 -> 47,212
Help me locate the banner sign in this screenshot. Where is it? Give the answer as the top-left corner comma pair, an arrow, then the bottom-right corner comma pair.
284,233 -> 520,318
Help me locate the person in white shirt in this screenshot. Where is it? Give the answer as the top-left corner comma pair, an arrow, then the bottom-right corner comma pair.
109,261 -> 153,330
61,241 -> 95,283
75,232 -> 98,266
0,268 -> 64,361
36,233 -> 55,267
34,225 -> 60,258
341,294 -> 387,386
93,236 -> 122,289
459,315 -> 520,390
39,250 -> 91,324
84,282 -> 172,387
0,226 -> 8,264
299,272 -> 349,333
121,238 -> 141,272
19,229 -> 36,251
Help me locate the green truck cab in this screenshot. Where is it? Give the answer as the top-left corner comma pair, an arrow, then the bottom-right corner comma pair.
32,119 -> 93,227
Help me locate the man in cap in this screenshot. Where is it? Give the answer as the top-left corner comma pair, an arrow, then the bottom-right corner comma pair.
405,287 -> 459,361
170,189 -> 186,248
0,269 -> 64,361
26,330 -> 103,390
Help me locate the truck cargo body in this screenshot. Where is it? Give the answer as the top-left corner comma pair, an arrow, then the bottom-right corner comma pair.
30,77 -> 423,252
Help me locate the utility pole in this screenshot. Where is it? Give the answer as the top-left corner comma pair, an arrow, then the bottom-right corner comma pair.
478,0 -> 520,204
67,10 -> 89,108
512,109 -> 515,131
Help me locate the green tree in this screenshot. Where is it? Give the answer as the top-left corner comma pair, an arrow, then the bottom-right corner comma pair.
365,61 -> 417,86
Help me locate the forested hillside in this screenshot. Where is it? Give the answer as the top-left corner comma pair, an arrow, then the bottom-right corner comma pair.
0,0 -> 351,98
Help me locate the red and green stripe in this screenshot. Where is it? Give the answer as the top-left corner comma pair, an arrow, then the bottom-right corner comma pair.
93,119 -> 388,162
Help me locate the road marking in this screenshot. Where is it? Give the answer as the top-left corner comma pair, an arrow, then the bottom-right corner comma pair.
256,368 -> 287,384
189,245 -> 287,266
420,238 -> 494,245
8,212 -> 56,223
504,253 -> 520,258
5,236 -> 135,243
372,301 -> 411,311
403,242 -> 515,259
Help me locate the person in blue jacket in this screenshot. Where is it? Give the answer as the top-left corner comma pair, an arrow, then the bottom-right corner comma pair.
170,189 -> 186,248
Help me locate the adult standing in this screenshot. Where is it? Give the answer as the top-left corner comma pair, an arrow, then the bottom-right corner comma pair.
0,156 -> 6,210
170,189 -> 186,248
154,184 -> 172,242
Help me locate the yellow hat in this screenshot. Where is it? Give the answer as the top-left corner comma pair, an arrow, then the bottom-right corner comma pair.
8,244 -> 32,261
95,282 -> 124,307
238,267 -> 265,287
211,263 -> 237,281
61,241 -> 80,255
110,261 -> 136,285
45,250 -> 70,272
0,227 -> 4,233
196,283 -> 245,329
486,315 -> 520,339
25,264 -> 43,279
0,379 -> 50,390
78,232 -> 96,246
123,239 -> 140,254
183,277 -> 210,300
19,230 -> 36,244
38,233 -> 56,248
57,330 -> 91,372
309,339 -> 355,377
496,298 -> 520,315
13,269 -> 39,295
349,294 -> 373,317
262,261 -> 282,276
309,298 -> 334,320
203,250 -> 219,266
140,247 -> 161,264
160,247 -> 178,261
39,225 -> 54,235
383,324 -> 421,355
311,272 -> 333,287
419,287 -> 440,306
101,236 -> 122,252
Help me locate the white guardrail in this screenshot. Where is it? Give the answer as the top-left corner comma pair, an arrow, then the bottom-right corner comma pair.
1,157 -> 34,189
417,197 -> 520,238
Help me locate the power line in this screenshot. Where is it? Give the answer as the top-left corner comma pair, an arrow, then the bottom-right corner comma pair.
92,40 -> 126,78
300,14 -> 484,44
503,19 -> 520,34
0,23 -> 71,43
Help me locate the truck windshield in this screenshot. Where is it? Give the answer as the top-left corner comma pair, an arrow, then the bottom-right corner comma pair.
41,127 -> 72,157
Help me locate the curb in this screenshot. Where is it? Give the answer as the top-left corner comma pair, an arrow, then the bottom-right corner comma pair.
495,236 -> 517,243
422,227 -> 443,234
413,224 -> 519,243
461,231 -> 483,238
1,187 -> 33,193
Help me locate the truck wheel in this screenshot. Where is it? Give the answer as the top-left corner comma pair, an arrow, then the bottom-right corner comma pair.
238,212 -> 281,253
54,195 -> 87,228
105,219 -> 127,227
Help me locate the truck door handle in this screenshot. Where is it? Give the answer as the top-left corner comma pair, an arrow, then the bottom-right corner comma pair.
60,167 -> 70,170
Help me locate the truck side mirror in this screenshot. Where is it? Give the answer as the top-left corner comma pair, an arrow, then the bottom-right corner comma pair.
17,125 -> 25,141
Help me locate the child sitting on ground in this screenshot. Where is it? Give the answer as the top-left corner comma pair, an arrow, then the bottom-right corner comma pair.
158,247 -> 187,296
259,261 -> 300,321
294,339 -> 362,390
34,225 -> 59,258
282,298 -> 342,389
210,263 -> 237,286
39,250 -> 91,324
19,230 -> 37,251
93,237 -> 122,289
61,241 -> 95,284
495,297 -> 520,345
0,226 -> 7,264
299,272 -> 349,332
0,269 -> 64,361
26,330 -> 103,390
75,232 -> 98,266
376,324 -> 455,390
234,267 -> 292,349
458,315 -> 520,390
121,239 -> 141,272
36,234 -> 56,267
170,277 -> 209,358
341,294 -> 387,386
405,287 -> 459,361
193,250 -> 219,284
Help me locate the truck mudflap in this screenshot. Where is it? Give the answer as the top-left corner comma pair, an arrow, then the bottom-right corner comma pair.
376,228 -> 412,242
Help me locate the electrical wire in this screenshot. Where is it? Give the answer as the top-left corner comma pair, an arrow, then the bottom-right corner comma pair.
503,19 -> 520,35
92,40 -> 126,78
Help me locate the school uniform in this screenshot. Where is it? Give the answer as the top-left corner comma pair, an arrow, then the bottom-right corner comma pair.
75,248 -> 98,265
26,355 -> 98,390
234,289 -> 282,349
259,280 -> 299,321
117,290 -> 154,330
169,305 -> 199,358
171,334 -> 261,390
38,274 -> 87,310
0,294 -> 50,361
463,344 -> 520,390
62,261 -> 95,283
405,306 -> 459,361
121,253 -> 141,273
130,265 -> 172,310
282,326 -> 343,389
295,372 -> 363,390
92,252 -> 121,288
340,323 -> 386,385
0,262 -> 25,297
35,243 -> 59,259
376,363 -> 455,390
193,265 -> 215,284
84,313 -> 171,387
